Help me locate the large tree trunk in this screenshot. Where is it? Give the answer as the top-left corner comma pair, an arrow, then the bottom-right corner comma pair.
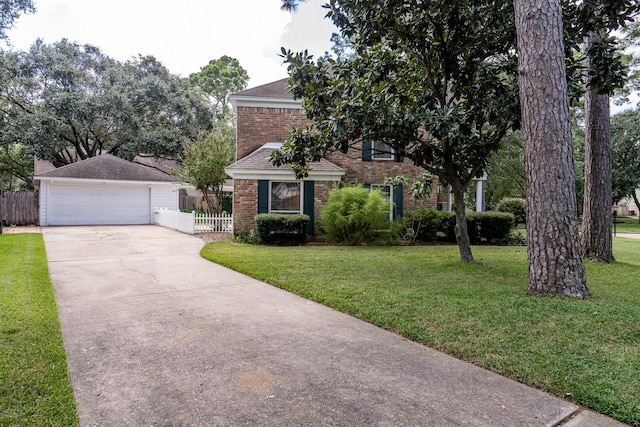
450,177 -> 474,263
581,34 -> 614,263
514,0 -> 589,298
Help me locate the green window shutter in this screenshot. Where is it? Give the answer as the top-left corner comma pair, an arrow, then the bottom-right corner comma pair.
362,140 -> 372,162
257,180 -> 269,214
362,183 -> 371,189
393,183 -> 403,219
303,181 -> 315,234
394,150 -> 404,163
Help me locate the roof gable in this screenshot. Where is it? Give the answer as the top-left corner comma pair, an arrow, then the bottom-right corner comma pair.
231,78 -> 291,99
225,144 -> 345,182
34,154 -> 179,183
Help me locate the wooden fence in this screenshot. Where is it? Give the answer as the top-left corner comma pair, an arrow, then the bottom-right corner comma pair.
1,191 -> 38,226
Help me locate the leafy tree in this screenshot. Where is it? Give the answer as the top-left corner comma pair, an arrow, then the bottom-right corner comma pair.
179,123 -> 234,215
568,1 -> 639,263
611,109 -> 640,220
281,0 -> 305,12
189,56 -> 249,114
485,132 -> 525,209
514,0 -> 588,297
0,39 -> 212,167
0,143 -> 31,189
0,0 -> 34,41
273,0 -> 521,263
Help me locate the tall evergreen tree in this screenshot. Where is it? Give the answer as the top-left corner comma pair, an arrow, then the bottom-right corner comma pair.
514,0 -> 589,297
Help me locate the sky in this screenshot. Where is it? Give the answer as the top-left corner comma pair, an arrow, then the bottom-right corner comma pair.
5,0 -> 338,88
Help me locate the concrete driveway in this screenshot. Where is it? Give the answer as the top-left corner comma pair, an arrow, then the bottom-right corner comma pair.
43,225 -> 623,426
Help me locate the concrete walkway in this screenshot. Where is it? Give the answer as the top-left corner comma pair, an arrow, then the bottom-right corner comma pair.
43,225 -> 627,426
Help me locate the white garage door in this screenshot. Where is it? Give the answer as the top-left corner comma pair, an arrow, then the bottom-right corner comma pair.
47,183 -> 151,225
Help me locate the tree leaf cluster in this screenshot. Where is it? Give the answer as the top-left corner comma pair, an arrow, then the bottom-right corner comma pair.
178,123 -> 235,214
0,0 -> 34,41
275,0 -> 521,262
0,39 -> 214,168
611,108 -> 640,204
188,55 -> 249,114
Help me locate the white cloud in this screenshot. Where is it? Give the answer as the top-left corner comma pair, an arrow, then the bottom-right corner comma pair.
5,0 -> 337,87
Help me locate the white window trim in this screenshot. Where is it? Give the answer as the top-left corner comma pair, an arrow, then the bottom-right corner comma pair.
372,141 -> 394,161
371,183 -> 394,221
269,181 -> 303,214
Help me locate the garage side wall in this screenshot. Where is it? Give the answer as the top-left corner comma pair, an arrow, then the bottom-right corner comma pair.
39,181 -> 50,226
151,185 -> 179,215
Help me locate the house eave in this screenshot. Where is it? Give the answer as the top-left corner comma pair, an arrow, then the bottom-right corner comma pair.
228,95 -> 302,110
225,168 -> 344,182
33,176 -> 181,186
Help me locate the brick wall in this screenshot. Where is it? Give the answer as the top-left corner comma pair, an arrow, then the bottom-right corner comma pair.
325,150 -> 440,210
233,179 -> 258,232
236,106 -> 310,159
233,104 -> 440,233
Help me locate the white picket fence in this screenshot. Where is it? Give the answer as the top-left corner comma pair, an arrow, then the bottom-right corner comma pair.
155,208 -> 233,235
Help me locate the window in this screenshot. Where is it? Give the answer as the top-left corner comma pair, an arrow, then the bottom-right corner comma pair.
371,183 -> 393,221
269,181 -> 302,213
371,141 -> 394,160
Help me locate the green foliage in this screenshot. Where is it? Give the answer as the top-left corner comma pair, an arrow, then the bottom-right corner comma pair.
0,234 -> 77,426
255,213 -> 310,245
495,198 -> 526,225
402,208 -> 454,242
466,211 -> 516,244
0,0 -> 34,40
402,208 -> 514,244
188,55 -> 249,114
0,40 -> 212,167
320,185 -> 392,245
485,132 -> 526,209
274,0 -> 521,261
201,239 -> 640,425
611,109 -> 640,203
179,123 -> 234,214
0,143 -> 33,190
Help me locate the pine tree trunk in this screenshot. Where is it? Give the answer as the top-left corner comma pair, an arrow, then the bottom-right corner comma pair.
514,0 -> 589,298
581,34 -> 614,263
451,177 -> 474,263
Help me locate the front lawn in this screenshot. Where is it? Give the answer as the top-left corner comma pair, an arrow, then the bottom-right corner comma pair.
201,238 -> 640,426
0,233 -> 78,427
614,215 -> 640,234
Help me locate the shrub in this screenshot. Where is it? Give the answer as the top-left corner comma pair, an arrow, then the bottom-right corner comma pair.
402,208 -> 455,242
495,198 -> 526,225
320,185 -> 392,245
466,211 -> 516,243
255,214 -> 310,245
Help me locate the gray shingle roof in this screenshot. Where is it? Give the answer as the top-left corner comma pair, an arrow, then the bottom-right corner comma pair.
226,146 -> 344,173
34,154 -> 179,182
231,78 -> 292,99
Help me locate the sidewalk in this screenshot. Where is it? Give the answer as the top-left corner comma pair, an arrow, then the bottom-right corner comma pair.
42,225 -> 628,426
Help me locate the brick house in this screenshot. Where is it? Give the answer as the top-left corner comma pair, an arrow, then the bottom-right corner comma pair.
226,78 -> 448,234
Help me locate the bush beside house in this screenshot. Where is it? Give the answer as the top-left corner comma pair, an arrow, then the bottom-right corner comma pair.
255,214 -> 309,245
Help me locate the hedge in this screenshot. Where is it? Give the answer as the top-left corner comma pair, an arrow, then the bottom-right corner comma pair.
255,214 -> 310,245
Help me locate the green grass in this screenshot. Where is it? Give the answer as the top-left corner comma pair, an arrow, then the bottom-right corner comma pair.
201,238 -> 640,426
614,216 -> 640,234
0,234 -> 78,427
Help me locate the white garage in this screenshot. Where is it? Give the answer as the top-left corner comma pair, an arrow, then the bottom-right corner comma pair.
35,154 -> 180,226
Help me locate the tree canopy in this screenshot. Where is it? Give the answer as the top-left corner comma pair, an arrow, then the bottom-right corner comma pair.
611,108 -> 640,207
189,55 -> 249,114
179,122 -> 235,215
0,39 -> 213,168
273,0 -> 521,262
0,0 -> 34,41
